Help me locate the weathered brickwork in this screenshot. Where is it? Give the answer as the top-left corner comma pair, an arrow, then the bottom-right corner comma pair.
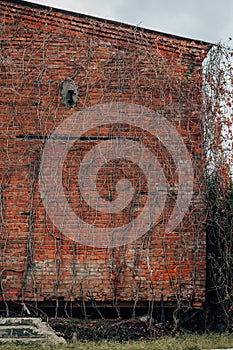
0,0 -> 212,308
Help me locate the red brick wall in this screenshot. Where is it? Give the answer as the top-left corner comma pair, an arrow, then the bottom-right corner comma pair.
0,0 -> 211,307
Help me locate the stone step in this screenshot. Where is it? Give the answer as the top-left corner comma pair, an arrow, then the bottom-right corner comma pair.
0,317 -> 66,345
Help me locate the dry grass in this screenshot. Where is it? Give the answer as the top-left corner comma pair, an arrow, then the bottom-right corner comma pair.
1,333 -> 233,350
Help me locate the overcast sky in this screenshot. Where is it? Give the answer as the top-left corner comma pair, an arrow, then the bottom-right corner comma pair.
24,0 -> 232,47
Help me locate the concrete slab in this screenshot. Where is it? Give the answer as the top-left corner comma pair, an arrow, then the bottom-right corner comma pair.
0,317 -> 66,345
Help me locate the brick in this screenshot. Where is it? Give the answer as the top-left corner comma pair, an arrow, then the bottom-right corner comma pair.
0,0 -> 212,306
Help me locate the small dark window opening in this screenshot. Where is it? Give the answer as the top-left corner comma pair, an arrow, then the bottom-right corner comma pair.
67,90 -> 75,107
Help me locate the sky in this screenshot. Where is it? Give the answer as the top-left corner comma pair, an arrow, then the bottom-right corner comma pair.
24,0 -> 233,47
